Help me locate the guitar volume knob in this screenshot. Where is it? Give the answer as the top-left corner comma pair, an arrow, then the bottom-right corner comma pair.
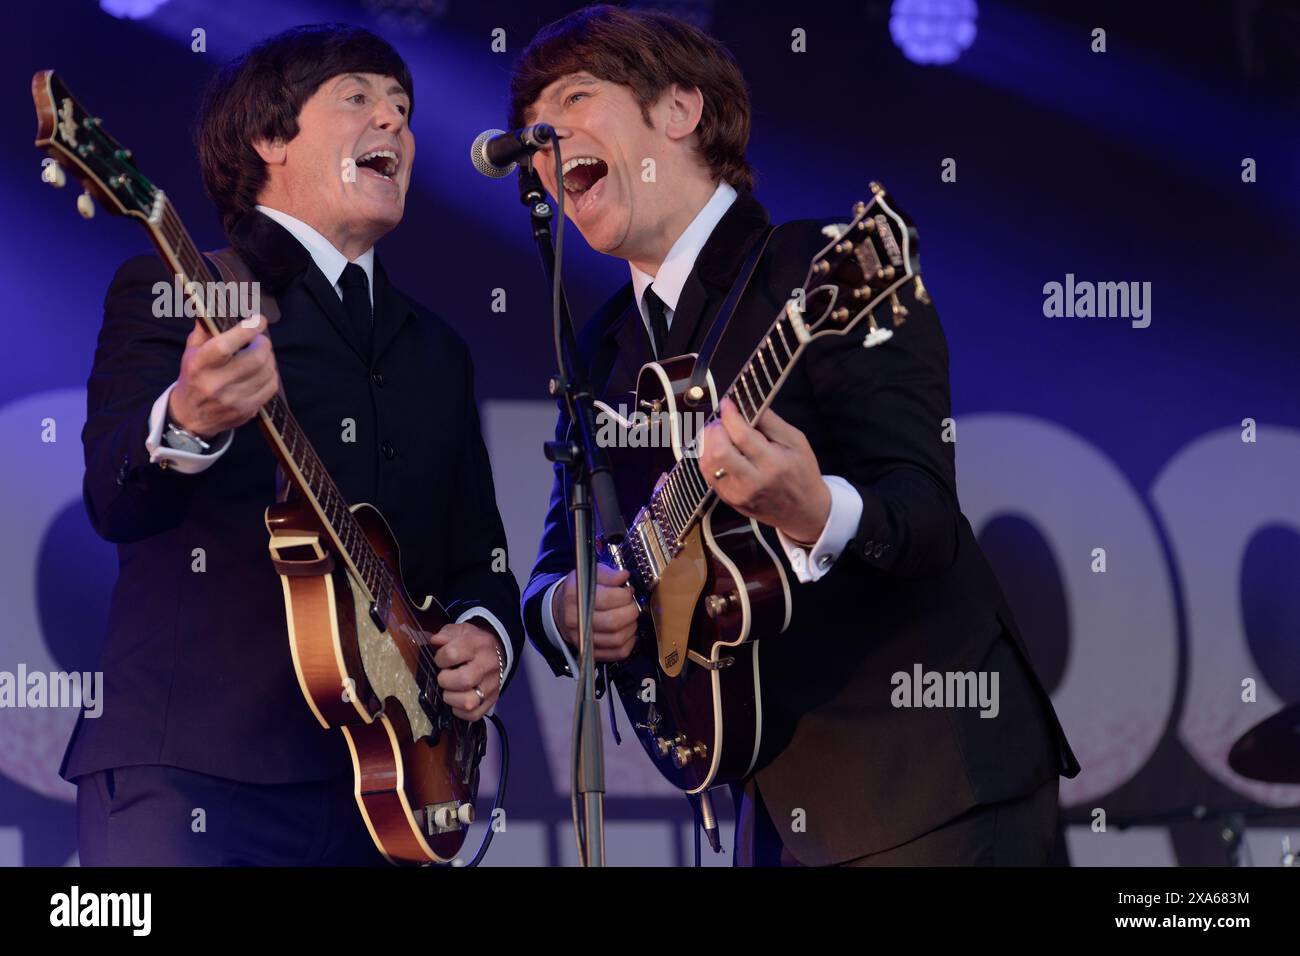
672,742 -> 707,769
704,593 -> 737,618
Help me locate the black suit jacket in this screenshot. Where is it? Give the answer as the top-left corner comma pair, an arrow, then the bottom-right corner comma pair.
62,211 -> 523,785
523,191 -> 1080,865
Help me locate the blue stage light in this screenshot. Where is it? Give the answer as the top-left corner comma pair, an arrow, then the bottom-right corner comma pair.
99,0 -> 171,18
890,0 -> 978,66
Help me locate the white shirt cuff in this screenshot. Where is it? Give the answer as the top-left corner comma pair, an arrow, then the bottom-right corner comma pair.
539,574 -> 578,678
145,382 -> 233,474
455,606 -> 515,680
777,475 -> 863,583
455,606 -> 514,714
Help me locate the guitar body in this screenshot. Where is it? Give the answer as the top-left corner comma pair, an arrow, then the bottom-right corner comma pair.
266,495 -> 484,865
599,356 -> 792,792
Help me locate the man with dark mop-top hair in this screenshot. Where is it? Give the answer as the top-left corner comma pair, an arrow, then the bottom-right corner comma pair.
63,23 -> 522,866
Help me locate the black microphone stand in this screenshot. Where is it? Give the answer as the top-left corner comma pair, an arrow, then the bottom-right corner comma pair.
517,159 -> 626,866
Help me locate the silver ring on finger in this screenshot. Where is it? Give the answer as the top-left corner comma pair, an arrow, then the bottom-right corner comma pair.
713,467 -> 727,480
473,685 -> 485,702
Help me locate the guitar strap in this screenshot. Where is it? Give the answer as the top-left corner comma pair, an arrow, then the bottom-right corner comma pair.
203,247 -> 280,324
682,223 -> 780,408
204,247 -> 291,502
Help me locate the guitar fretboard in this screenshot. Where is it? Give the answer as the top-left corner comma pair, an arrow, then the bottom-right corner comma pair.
646,303 -> 810,551
151,195 -> 392,607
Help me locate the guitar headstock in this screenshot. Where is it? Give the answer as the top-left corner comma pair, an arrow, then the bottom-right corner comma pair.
797,183 -> 927,346
32,70 -> 163,224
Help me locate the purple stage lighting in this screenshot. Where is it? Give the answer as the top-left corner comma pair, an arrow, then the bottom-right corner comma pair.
890,0 -> 978,66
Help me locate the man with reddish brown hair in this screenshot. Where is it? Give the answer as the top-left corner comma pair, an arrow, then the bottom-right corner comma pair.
516,5 -> 1079,867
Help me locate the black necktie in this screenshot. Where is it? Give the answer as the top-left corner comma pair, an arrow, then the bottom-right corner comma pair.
644,286 -> 670,359
338,262 -> 372,359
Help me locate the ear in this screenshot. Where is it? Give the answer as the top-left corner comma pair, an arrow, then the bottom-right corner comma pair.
252,137 -> 287,166
661,84 -> 704,142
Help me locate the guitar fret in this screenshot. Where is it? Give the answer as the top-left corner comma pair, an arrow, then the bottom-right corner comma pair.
756,348 -> 776,390
678,470 -> 697,514
742,367 -> 763,413
666,481 -> 687,541
662,485 -> 682,543
775,320 -> 795,362
763,337 -> 784,377
686,456 -> 708,498
731,383 -> 753,422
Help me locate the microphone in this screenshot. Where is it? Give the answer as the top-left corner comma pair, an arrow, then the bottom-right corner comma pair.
471,125 -> 555,178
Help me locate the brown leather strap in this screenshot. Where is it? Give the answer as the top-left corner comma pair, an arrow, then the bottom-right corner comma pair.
271,552 -> 336,578
203,247 -> 280,324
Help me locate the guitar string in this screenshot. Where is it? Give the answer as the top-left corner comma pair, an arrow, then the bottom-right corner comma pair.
151,196 -> 455,713
70,110 -> 460,727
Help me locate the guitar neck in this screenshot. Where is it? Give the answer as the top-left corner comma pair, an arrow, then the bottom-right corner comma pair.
148,196 -> 392,609
645,300 -> 814,550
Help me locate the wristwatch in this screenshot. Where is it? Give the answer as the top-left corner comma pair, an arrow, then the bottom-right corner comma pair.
161,416 -> 212,455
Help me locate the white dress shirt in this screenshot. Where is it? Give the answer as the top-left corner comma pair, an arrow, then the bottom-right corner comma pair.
539,182 -> 866,670
145,205 -> 514,680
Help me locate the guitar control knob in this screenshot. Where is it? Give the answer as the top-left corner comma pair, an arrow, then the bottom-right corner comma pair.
433,802 -> 474,830
672,742 -> 707,769
704,593 -> 737,619
77,191 -> 94,219
654,736 -> 673,757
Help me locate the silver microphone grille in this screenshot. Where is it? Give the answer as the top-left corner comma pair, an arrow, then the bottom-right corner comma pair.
471,129 -> 514,178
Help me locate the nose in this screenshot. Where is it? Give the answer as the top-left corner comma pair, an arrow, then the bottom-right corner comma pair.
373,98 -> 406,132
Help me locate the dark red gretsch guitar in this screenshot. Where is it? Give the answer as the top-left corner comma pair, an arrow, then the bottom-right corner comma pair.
599,187 -> 925,794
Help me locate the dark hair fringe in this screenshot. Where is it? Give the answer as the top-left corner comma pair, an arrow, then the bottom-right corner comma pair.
194,23 -> 414,237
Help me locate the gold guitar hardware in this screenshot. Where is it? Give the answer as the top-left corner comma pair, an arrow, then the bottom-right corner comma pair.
913,274 -> 931,304
672,741 -> 708,769
704,592 -> 738,618
687,650 -> 735,671
890,292 -> 908,323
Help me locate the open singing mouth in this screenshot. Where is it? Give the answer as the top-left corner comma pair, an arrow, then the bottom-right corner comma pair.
354,146 -> 401,180
561,155 -> 608,197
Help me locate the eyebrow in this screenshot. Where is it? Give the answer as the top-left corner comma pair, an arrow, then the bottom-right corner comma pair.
524,74 -> 597,124
333,73 -> 410,100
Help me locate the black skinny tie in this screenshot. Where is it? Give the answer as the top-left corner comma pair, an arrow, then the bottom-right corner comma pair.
644,286 -> 670,359
338,262 -> 372,359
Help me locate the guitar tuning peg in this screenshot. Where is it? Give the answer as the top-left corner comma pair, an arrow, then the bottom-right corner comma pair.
76,191 -> 94,219
42,162 -> 66,187
913,275 -> 931,305
889,292 -> 908,323
862,310 -> 893,348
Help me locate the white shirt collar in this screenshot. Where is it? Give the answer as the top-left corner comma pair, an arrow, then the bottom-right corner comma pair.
255,204 -> 375,307
630,181 -> 738,335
